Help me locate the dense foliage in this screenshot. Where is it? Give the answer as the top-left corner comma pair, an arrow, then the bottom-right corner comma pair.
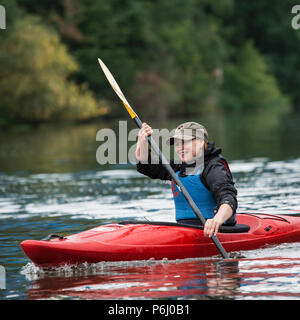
0,0 -> 299,126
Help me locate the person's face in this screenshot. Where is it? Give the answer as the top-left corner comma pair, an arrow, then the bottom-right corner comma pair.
174,138 -> 204,163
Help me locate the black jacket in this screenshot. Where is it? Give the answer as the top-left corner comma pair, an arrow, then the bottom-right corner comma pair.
136,142 -> 238,215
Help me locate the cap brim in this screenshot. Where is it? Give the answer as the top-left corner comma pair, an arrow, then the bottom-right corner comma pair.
166,135 -> 194,145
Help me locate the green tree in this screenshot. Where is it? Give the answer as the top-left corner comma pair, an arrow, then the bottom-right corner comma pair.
13,0 -> 294,117
128,0 -> 232,117
0,14 -> 108,126
230,0 -> 300,111
221,41 -> 289,112
20,0 -> 231,117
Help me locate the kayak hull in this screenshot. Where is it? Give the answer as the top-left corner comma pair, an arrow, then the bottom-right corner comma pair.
20,213 -> 300,267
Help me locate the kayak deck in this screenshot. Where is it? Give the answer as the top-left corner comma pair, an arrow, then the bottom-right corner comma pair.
20,213 -> 300,267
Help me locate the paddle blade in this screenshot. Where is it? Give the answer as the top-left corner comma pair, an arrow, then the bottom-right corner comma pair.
97,58 -> 137,119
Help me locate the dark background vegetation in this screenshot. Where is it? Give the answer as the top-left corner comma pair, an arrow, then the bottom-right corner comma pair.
1,0 -> 300,127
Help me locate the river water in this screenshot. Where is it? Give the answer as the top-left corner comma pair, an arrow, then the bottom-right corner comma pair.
0,112 -> 300,300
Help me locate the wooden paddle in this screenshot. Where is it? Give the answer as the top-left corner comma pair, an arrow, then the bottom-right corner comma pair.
97,58 -> 229,259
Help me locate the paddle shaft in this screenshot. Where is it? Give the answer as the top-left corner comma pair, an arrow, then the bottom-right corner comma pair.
133,116 -> 229,259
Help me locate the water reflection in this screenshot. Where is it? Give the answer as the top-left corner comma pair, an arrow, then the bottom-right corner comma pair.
22,259 -> 241,300
21,249 -> 300,300
0,111 -> 299,174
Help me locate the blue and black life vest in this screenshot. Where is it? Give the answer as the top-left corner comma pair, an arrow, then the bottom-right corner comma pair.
171,169 -> 216,221
171,155 -> 234,222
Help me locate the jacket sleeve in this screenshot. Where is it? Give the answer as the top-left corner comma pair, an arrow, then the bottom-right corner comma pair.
202,158 -> 238,213
136,150 -> 179,181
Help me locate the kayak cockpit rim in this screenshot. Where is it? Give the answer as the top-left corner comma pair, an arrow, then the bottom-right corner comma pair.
118,220 -> 250,234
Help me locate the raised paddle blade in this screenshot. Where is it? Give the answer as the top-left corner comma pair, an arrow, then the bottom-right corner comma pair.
97,58 -> 137,119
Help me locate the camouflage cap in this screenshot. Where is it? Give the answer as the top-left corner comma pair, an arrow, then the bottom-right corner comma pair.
167,122 -> 208,145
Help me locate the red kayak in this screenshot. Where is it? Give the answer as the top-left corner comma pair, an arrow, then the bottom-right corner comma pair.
20,213 -> 300,267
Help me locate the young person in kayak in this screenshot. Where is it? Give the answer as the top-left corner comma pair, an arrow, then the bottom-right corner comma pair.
135,121 -> 237,238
